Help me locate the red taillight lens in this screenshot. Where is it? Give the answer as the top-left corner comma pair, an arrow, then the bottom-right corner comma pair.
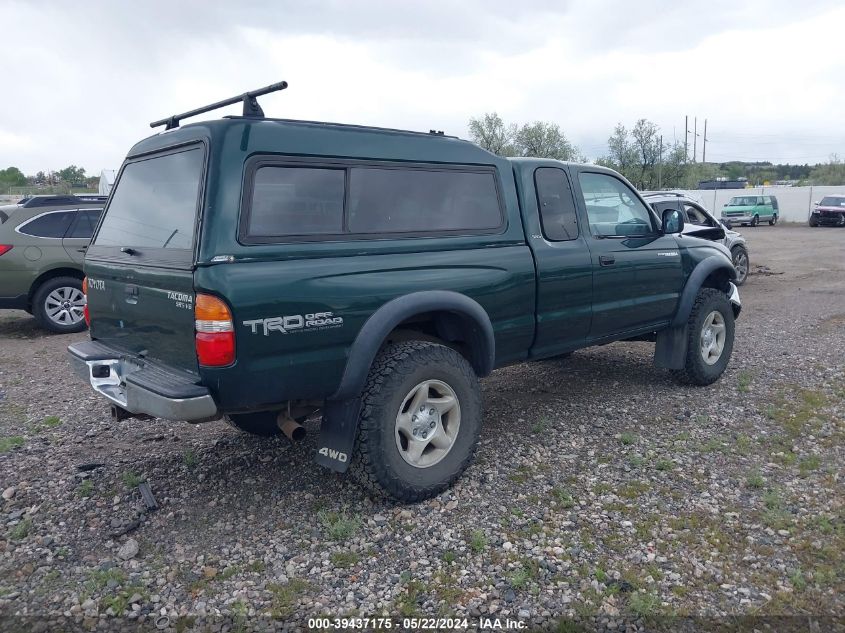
195,294 -> 234,367
195,331 -> 235,366
81,277 -> 90,328
0,245 -> 12,256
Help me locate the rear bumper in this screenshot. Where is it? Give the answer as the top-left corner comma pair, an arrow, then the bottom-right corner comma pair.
0,294 -> 29,310
68,340 -> 218,422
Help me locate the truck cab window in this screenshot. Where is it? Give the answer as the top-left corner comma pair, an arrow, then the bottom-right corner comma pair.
534,167 -> 579,241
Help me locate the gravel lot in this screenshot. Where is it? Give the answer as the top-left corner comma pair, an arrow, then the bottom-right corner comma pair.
1,226 -> 843,631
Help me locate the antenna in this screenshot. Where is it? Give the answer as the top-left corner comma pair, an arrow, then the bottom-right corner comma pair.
150,81 -> 288,130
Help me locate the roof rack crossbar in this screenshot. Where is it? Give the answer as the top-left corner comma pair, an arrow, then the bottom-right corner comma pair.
149,81 -> 288,130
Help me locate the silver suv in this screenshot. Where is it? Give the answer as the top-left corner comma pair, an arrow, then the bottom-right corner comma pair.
643,192 -> 749,285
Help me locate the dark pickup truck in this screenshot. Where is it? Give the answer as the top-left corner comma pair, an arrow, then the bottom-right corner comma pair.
69,83 -> 741,501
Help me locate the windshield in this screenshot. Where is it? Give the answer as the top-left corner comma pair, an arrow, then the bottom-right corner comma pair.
728,196 -> 759,206
819,197 -> 845,207
94,148 -> 203,249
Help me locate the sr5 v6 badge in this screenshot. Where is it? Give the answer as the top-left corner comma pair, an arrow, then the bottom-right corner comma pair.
242,312 -> 343,336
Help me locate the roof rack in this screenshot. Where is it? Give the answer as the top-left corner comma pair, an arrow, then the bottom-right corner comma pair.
20,195 -> 106,209
150,81 -> 288,130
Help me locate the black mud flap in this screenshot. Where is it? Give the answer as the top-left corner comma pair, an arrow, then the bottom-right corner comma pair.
654,326 -> 688,370
314,398 -> 361,473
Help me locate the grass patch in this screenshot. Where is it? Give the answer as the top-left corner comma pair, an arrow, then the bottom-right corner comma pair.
268,579 -> 311,619
317,511 -> 360,541
746,470 -> 764,489
395,579 -> 426,617
87,567 -> 127,590
329,551 -> 360,568
551,487 -> 575,508
628,590 -> 662,617
737,370 -> 753,392
735,434 -> 753,456
183,449 -> 198,469
121,472 -> 143,488
799,454 -> 822,475
9,518 -> 32,540
0,435 -> 25,453
532,418 -> 549,434
618,481 -> 650,499
620,432 -> 636,446
442,550 -> 457,564
509,559 -> 539,590
469,530 -> 488,553
78,479 -> 94,497
655,458 -> 673,471
42,415 -> 61,428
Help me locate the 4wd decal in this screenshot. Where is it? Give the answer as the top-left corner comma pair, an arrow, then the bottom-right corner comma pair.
242,311 -> 343,336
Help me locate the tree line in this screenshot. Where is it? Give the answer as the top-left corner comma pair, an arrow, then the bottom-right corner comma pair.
467,112 -> 845,188
0,165 -> 98,193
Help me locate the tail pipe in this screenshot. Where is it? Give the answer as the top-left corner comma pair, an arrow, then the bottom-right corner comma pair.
277,414 -> 306,442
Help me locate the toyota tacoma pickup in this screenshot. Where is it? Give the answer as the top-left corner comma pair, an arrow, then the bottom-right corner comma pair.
68,83 -> 741,501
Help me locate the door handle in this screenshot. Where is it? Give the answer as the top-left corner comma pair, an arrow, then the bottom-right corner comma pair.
599,255 -> 615,266
77,246 -> 88,253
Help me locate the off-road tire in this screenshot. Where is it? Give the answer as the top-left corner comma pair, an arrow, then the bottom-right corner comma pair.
750,215 -> 759,227
350,341 -> 481,502
32,276 -> 87,334
672,288 -> 735,386
225,412 -> 282,436
768,214 -> 778,226
731,246 -> 749,286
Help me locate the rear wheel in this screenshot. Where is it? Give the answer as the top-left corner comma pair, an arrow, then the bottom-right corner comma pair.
769,214 -> 778,226
672,288 -> 735,386
351,341 -> 481,502
731,246 -> 749,286
32,276 -> 87,334
750,215 -> 759,227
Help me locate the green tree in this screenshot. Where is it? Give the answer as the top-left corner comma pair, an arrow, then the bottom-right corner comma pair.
810,154 -> 845,186
0,166 -> 27,189
630,119 -> 660,189
56,165 -> 87,184
467,112 -> 516,156
514,121 -> 582,161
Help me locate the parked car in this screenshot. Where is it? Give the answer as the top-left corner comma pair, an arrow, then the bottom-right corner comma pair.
68,83 -> 741,501
721,195 -> 779,227
809,194 -> 845,227
643,192 -> 749,285
0,195 -> 107,332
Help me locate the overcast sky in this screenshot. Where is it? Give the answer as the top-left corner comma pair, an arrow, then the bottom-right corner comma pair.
2,0 -> 844,175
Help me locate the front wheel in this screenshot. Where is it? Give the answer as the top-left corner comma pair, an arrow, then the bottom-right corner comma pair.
769,214 -> 778,226
731,246 -> 749,286
351,341 -> 481,502
750,215 -> 760,227
809,214 -> 819,227
672,288 -> 735,386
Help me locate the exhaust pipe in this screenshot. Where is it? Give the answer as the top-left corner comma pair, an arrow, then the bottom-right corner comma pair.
277,414 -> 306,442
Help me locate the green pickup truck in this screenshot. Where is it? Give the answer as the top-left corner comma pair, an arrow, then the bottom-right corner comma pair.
69,84 -> 741,501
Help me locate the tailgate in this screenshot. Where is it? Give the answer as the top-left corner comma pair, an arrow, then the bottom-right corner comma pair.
86,261 -> 197,373
84,144 -> 206,375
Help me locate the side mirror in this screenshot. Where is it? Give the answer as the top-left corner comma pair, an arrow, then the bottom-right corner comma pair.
721,219 -> 733,230
813,200 -> 819,206
662,208 -> 684,234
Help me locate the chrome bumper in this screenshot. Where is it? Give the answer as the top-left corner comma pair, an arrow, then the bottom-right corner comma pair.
68,343 -> 218,422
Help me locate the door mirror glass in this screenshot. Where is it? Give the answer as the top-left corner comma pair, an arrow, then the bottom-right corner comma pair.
721,219 -> 733,230
662,208 -> 684,234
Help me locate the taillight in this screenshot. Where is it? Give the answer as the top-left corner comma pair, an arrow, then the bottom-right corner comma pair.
82,277 -> 90,327
195,294 -> 234,366
0,245 -> 12,256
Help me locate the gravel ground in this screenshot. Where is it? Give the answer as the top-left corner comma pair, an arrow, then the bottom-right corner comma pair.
0,226 -> 843,631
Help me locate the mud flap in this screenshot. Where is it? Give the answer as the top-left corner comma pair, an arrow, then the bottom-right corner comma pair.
314,398 -> 361,473
654,326 -> 688,370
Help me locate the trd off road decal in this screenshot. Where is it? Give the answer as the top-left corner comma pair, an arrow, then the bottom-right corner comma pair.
242,311 -> 344,336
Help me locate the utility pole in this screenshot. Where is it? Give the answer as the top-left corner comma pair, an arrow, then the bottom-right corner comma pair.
693,117 -> 698,163
684,115 -> 689,162
702,119 -> 708,163
658,135 -> 663,190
